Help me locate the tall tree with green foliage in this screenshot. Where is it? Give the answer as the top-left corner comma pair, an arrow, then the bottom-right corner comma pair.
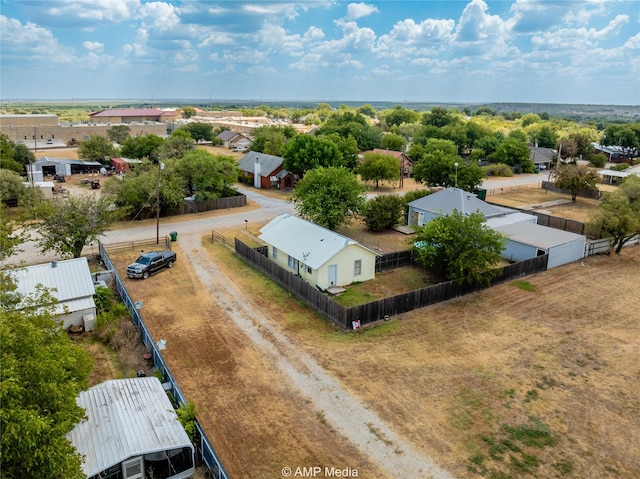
180,122 -> 213,143
106,125 -> 131,144
553,164 -> 600,201
281,134 -> 343,176
77,135 -> 118,163
108,163 -> 185,220
411,210 -> 506,284
250,125 -> 297,156
318,111 -> 382,151
380,132 -> 405,151
588,175 -> 640,254
489,137 -> 534,172
29,194 -> 123,258
120,134 -> 165,161
361,194 -> 404,232
1,288 -> 92,479
174,150 -> 238,200
159,129 -> 195,160
290,166 -> 365,230
358,152 -> 400,188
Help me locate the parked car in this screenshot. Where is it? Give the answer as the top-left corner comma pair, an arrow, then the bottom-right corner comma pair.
126,251 -> 177,279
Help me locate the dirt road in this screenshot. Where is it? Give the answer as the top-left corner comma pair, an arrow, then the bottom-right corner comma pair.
177,232 -> 455,479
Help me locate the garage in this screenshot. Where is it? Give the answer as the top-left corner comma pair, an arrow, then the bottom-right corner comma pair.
494,222 -> 586,269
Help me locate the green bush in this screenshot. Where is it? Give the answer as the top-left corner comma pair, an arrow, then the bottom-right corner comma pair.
610,163 -> 629,171
176,401 -> 198,443
362,194 -> 404,231
588,153 -> 608,168
483,163 -> 513,177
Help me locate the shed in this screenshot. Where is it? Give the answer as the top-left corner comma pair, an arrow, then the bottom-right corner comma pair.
23,181 -> 55,199
10,257 -> 96,330
259,213 -> 379,290
67,377 -> 195,479
110,157 -> 142,173
494,222 -> 586,269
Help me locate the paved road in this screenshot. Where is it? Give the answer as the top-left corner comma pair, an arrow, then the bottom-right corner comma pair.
2,186 -> 295,267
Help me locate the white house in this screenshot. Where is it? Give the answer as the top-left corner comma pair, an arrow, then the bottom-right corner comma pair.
495,222 -> 586,269
11,257 -> 96,330
258,214 -> 379,290
67,377 -> 195,479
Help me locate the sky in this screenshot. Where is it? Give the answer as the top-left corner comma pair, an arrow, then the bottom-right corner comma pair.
1,0 -> 639,105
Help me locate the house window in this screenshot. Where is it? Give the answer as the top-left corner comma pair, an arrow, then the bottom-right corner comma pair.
354,259 -> 362,276
272,247 -> 278,259
307,266 -> 312,274
288,255 -> 298,271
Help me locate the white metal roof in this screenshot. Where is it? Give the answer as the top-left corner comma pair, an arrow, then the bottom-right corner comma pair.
486,211 -> 538,228
259,214 -> 378,269
67,377 -> 193,477
494,222 -> 585,250
11,257 -> 96,313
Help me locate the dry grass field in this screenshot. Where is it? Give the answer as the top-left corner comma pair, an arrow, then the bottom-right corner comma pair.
106,234 -> 640,479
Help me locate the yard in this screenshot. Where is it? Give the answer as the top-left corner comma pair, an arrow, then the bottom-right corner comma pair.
105,232 -> 640,479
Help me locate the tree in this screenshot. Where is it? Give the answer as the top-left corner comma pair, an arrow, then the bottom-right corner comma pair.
77,135 -> 118,163
358,152 -> 399,188
1,288 -> 92,478
422,107 -> 457,128
290,166 -> 365,230
180,122 -> 213,143
174,150 -> 238,200
182,106 -> 197,118
384,105 -> 419,127
411,210 -> 506,284
553,164 -> 600,201
380,132 -> 405,151
159,129 -> 195,161
281,134 -> 343,176
357,104 -> 377,119
120,134 -> 165,161
588,175 -> 640,254
106,125 -> 131,144
250,125 -> 297,156
29,194 -> 124,258
319,133 -> 359,171
361,194 -> 404,232
557,137 -> 578,161
488,137 -> 534,172
317,111 -> 382,151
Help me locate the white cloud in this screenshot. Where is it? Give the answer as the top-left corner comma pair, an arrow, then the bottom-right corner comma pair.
303,26 -> 325,43
83,41 -> 104,52
45,0 -> 140,23
346,3 -> 379,20
0,15 -> 74,62
137,1 -> 180,32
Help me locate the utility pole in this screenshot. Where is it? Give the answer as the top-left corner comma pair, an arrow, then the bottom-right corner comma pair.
156,161 -> 164,244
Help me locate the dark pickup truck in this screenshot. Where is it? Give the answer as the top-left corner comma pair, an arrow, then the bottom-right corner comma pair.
126,250 -> 177,279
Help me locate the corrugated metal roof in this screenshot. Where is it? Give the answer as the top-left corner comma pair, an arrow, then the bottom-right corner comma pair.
409,187 -> 515,218
258,214 -> 377,269
11,257 -> 96,313
486,212 -> 538,228
494,222 -> 585,249
67,377 -> 193,477
34,157 -> 102,166
238,151 -> 283,177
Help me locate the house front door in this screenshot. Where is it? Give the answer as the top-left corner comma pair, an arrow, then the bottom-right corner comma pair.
328,264 -> 337,287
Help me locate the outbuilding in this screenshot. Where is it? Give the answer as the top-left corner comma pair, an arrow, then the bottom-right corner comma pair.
10,257 -> 97,330
67,377 -> 195,479
494,222 -> 586,269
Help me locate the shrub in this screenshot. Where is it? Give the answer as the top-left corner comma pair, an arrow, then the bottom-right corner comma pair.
483,163 -> 513,177
362,194 -> 404,231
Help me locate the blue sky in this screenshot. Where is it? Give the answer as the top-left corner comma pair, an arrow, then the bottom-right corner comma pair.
1,0 -> 639,104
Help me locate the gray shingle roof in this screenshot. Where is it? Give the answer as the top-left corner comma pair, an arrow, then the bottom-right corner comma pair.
408,187 -> 514,218
238,151 -> 284,177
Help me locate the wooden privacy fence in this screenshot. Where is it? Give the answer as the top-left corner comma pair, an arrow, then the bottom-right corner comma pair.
178,194 -> 246,215
234,239 -> 549,329
98,242 -> 231,479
